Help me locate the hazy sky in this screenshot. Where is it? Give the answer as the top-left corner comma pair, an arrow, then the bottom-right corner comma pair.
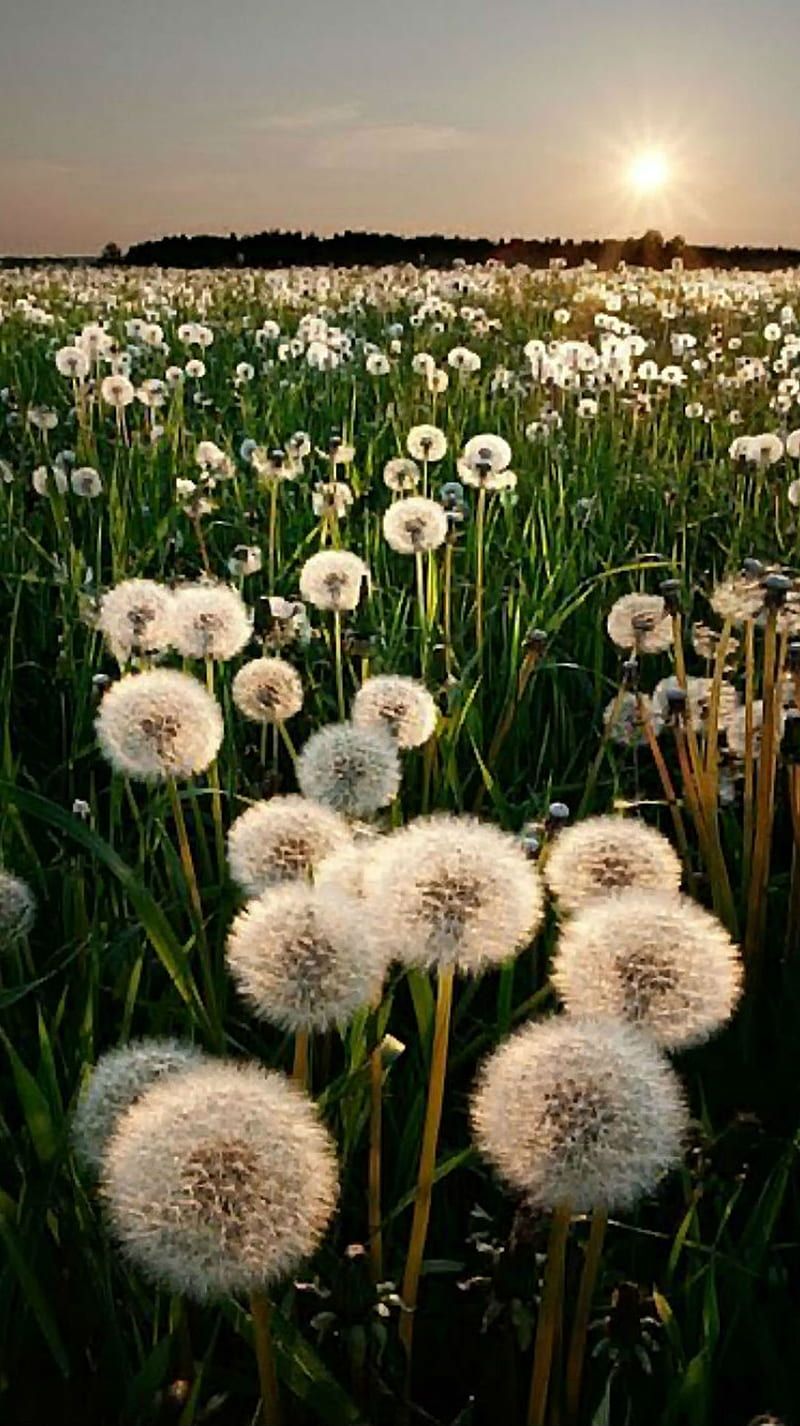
2,0 -> 799,254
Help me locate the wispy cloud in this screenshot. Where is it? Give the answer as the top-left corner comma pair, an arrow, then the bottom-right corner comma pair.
310,123 -> 468,170
261,104 -> 362,132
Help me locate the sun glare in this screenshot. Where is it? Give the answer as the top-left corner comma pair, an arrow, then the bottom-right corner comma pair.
629,150 -> 670,194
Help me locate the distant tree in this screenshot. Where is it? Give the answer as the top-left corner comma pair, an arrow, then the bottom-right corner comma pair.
99,241 -> 122,266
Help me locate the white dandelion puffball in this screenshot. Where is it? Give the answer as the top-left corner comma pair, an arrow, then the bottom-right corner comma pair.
607,593 -> 674,654
407,425 -> 447,462
471,1016 -> 687,1213
171,583 -> 252,662
383,458 -> 421,493
363,815 -> 544,974
461,433 -> 512,475
100,374 -> 135,409
232,658 -> 303,725
652,675 -> 739,734
299,550 -> 369,613
709,573 -> 766,624
55,345 -> 90,380
95,669 -> 223,781
103,1059 -> 338,1301
552,889 -> 742,1050
352,675 -> 437,749
297,722 -> 401,819
0,870 -> 36,948
383,496 -> 448,554
97,579 -> 175,664
227,795 -> 352,896
544,815 -> 682,915
226,881 -> 385,1032
73,1038 -> 205,1176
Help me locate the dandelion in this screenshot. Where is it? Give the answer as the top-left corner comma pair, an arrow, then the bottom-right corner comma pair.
72,1038 -> 205,1176
95,669 -> 223,781
70,466 -> 103,498
226,881 -> 384,1033
297,722 -> 400,819
407,425 -> 447,462
552,889 -> 742,1049
472,1014 -> 685,1214
171,583 -> 252,662
652,675 -> 739,733
544,815 -> 682,915
102,1058 -> 338,1299
97,579 -> 175,664
299,551 -> 368,612
352,675 -> 437,749
604,691 -> 653,747
232,658 -> 303,725
0,869 -> 36,949
383,458 -> 420,492
100,374 -> 135,408
55,345 -> 90,380
607,593 -> 673,655
383,497 -> 447,554
710,572 -> 766,623
227,796 -> 351,895
32,465 -> 67,496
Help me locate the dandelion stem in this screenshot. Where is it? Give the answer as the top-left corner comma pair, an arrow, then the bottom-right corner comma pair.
443,539 -> 454,678
399,964 -> 455,1375
742,619 -> 756,893
292,1029 -> 309,1089
368,1037 -> 384,1283
745,604 -> 780,968
333,611 -> 346,721
528,1204 -> 571,1426
268,480 -> 279,590
564,1207 -> 607,1426
205,661 -> 226,876
166,777 -> 221,1047
250,1290 -> 283,1426
475,487 -> 487,661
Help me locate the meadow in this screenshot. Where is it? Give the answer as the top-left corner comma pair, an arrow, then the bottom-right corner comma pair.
1,257 -> 799,1426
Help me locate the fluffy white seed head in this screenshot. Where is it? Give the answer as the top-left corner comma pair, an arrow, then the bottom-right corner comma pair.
297,722 -> 401,819
471,1016 -> 687,1213
607,594 -> 674,654
227,795 -> 352,896
544,815 -> 682,915
103,1059 -> 338,1301
226,883 -> 385,1032
95,669 -> 223,781
383,497 -> 448,554
72,1038 -> 205,1175
232,657 -> 303,724
652,675 -> 739,734
351,675 -> 437,749
170,583 -> 252,661
363,815 -> 544,973
552,890 -> 742,1049
0,870 -> 36,948
299,551 -> 368,612
97,579 -> 175,664
407,424 -> 447,462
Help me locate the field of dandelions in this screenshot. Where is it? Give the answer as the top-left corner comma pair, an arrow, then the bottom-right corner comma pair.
2,259 -> 800,1426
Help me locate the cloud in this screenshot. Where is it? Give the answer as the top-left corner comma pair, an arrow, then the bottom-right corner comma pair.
310,123 -> 468,170
262,104 -> 362,132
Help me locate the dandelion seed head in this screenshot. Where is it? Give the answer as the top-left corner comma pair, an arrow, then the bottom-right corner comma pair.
97,579 -> 175,664
383,458 -> 420,493
544,815 -> 682,915
0,870 -> 36,948
383,497 -> 448,554
553,890 -> 742,1049
73,1038 -> 204,1176
352,675 -> 437,749
227,796 -> 351,896
363,815 -> 544,973
226,882 -> 384,1032
406,425 -> 447,462
652,676 -> 739,733
103,1059 -> 338,1300
95,669 -> 223,781
471,1016 -> 687,1212
710,573 -> 765,623
607,594 -> 674,654
299,551 -> 368,613
297,723 -> 401,819
171,583 -> 252,662
232,657 -> 303,725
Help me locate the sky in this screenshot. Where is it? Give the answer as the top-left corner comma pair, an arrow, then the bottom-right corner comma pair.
1,0 -> 799,255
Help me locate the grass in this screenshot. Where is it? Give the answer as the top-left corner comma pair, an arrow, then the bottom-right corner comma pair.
1,260 -> 800,1426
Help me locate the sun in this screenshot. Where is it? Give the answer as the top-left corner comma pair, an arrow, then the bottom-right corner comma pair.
628,150 -> 670,195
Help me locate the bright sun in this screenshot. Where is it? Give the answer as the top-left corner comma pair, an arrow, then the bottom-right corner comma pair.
628,150 -> 669,194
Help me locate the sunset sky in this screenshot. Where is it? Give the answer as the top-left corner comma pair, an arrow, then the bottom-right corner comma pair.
2,0 -> 798,255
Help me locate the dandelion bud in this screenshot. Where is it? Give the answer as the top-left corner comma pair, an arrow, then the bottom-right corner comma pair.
103,1060 -> 338,1301
73,1038 -> 205,1175
552,889 -> 742,1049
471,1017 -> 687,1212
95,669 -> 223,781
226,881 -> 385,1032
227,795 -> 351,895
544,815 -> 682,915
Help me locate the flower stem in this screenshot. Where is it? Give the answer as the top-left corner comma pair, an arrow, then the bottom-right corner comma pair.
333,611 -> 346,721
475,487 -> 487,661
292,1029 -> 309,1089
250,1290 -> 282,1426
528,1204 -> 572,1426
368,1038 -> 384,1283
564,1207 -> 607,1426
399,964 -> 455,1375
